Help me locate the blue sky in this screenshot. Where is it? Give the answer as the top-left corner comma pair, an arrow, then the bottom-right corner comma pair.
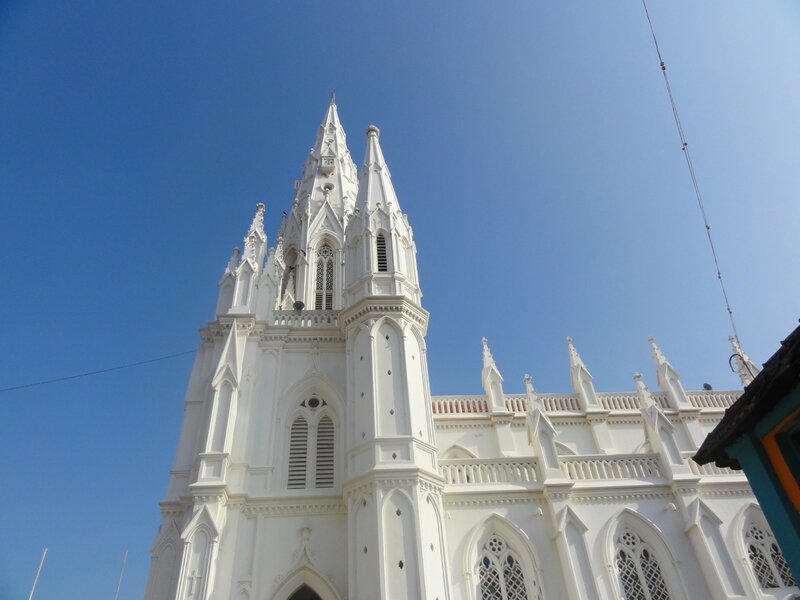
1,2 -> 798,598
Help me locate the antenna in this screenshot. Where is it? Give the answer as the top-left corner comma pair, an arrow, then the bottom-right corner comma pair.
28,548 -> 48,600
113,548 -> 128,600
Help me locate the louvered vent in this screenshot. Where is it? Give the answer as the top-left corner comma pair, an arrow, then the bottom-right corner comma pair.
287,417 -> 309,489
376,234 -> 388,272
315,415 -> 335,488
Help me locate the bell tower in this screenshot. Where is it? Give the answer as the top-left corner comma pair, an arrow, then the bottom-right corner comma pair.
341,125 -> 449,600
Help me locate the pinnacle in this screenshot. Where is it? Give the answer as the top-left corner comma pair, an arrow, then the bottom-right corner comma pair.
648,336 -> 670,366
362,124 -> 388,170
354,122 -> 400,214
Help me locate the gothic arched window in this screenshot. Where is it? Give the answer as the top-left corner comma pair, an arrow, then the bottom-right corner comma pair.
376,233 -> 388,272
615,528 -> 671,600
744,521 -> 796,589
477,533 -> 541,600
286,398 -> 336,490
314,244 -> 334,310
315,415 -> 335,488
287,416 -> 309,489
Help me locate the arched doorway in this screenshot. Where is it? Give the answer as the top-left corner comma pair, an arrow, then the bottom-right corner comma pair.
288,585 -> 322,600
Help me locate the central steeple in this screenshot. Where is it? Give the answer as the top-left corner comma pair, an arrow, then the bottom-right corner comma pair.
292,93 -> 358,219
273,96 -> 359,311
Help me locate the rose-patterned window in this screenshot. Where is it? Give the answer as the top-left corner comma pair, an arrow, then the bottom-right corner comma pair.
615,528 -> 671,600
477,533 -> 541,600
744,521 -> 796,589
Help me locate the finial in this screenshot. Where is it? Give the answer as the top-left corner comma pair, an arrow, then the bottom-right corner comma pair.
329,90 -> 336,105
566,337 -> 582,364
227,246 -> 241,271
524,374 -> 536,394
633,371 -> 643,382
256,202 -> 265,213
481,337 -> 494,365
366,125 -> 380,138
648,337 -> 668,365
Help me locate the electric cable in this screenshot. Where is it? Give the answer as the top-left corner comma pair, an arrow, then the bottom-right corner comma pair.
641,0 -> 743,347
0,350 -> 195,394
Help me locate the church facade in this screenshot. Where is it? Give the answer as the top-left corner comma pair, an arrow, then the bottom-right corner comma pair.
145,99 -> 796,600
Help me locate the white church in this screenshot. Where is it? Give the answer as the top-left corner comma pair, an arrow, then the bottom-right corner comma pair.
145,99 -> 797,600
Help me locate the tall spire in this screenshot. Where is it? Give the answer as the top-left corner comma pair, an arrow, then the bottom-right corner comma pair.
285,98 -> 358,241
343,124 -> 421,306
729,336 -> 760,386
354,125 -> 401,215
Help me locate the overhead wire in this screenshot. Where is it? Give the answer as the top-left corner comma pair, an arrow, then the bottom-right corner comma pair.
641,0 -> 743,348
0,350 -> 195,394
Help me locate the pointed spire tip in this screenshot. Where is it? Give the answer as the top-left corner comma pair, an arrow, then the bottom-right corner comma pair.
329,90 -> 336,105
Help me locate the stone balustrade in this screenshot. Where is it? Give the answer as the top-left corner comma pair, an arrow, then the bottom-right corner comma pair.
686,390 -> 739,409
683,453 -> 742,477
431,396 -> 488,415
439,458 -> 539,485
504,395 -> 529,412
597,393 -> 641,411
560,454 -> 664,481
538,394 -> 582,412
431,390 -> 739,417
272,310 -> 339,328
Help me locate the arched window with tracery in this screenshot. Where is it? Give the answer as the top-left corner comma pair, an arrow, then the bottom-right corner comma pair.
286,397 -> 336,490
314,244 -> 334,310
744,520 -> 796,589
477,533 -> 541,600
615,528 -> 671,600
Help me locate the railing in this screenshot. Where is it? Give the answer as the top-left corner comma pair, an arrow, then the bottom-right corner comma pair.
431,389 -> 741,417
272,310 -> 339,328
504,395 -> 529,412
439,458 -> 539,485
650,392 -> 672,410
432,396 -> 488,415
539,394 -> 582,412
686,390 -> 740,409
598,393 -> 640,411
684,454 -> 742,477
560,454 -> 664,481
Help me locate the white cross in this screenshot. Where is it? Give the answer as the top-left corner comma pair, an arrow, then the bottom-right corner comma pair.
186,570 -> 202,596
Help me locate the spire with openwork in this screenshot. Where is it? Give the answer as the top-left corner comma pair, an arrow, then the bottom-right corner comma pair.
274,97 -> 359,312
